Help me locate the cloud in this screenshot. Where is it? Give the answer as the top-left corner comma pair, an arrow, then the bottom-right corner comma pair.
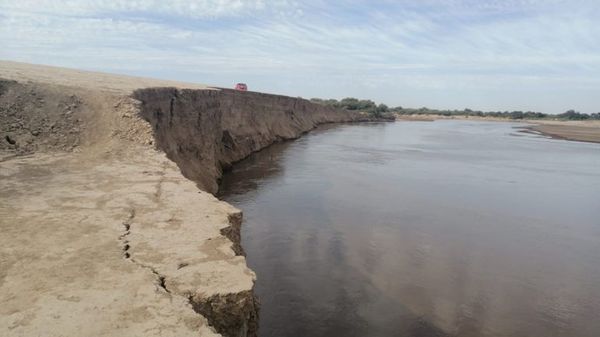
0,0 -> 599,113
0,0 -> 300,19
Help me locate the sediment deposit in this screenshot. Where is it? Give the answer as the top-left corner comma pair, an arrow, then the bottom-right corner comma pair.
395,113 -> 600,144
0,61 -> 364,337
522,121 -> 600,143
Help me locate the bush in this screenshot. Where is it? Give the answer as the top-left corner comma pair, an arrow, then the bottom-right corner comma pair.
556,110 -> 590,120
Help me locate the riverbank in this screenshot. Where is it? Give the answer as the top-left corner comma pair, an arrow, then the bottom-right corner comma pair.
521,120 -> 600,143
396,114 -> 600,143
0,61 -> 366,337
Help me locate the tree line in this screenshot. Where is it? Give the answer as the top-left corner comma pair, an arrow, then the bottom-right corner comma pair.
310,97 -> 600,120
310,97 -> 391,118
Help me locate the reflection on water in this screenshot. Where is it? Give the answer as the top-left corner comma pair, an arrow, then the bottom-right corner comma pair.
218,120 -> 600,337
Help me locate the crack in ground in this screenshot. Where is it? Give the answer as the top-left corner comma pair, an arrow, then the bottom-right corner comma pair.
117,164 -> 173,296
118,209 -> 135,259
115,162 -> 255,335
131,259 -> 171,294
117,208 -> 170,294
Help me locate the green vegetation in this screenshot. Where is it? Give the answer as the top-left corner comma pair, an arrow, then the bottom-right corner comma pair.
310,97 -> 600,121
310,97 -> 392,118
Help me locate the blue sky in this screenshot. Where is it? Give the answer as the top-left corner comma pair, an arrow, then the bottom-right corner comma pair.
1,0 -> 599,113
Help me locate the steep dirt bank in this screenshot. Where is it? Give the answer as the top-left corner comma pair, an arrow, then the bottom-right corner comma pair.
1,61 -> 366,337
133,88 -> 365,193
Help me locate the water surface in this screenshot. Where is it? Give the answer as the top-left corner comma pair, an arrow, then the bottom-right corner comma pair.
219,120 -> 600,337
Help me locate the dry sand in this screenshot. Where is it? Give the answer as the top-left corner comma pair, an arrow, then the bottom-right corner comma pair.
522,120 -> 600,143
0,60 -> 212,94
396,114 -> 600,143
1,151 -> 241,337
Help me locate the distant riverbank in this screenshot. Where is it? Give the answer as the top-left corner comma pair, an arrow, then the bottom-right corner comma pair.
396,114 -> 600,143
522,122 -> 600,143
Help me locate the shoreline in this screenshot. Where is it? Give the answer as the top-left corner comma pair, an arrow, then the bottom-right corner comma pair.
520,123 -> 600,144
396,114 -> 600,144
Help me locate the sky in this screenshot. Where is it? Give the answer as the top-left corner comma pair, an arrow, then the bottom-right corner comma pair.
1,0 -> 599,114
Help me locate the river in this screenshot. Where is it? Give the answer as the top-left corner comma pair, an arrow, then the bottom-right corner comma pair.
218,120 -> 600,337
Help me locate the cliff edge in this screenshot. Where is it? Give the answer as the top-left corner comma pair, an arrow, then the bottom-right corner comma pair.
0,61 -> 364,337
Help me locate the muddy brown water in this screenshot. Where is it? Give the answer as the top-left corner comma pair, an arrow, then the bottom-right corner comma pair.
218,120 -> 600,337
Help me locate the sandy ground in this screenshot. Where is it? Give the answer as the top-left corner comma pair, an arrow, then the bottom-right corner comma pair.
396,114 -> 516,122
1,62 -> 256,337
0,60 -> 212,94
0,149 -> 256,337
396,114 -> 600,143
1,150 -> 228,336
522,120 -> 600,143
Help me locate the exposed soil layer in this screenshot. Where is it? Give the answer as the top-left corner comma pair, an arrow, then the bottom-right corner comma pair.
133,88 -> 365,193
1,79 -> 84,154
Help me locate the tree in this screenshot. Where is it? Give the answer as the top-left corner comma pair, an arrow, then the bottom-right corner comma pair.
557,110 -> 589,120
376,104 -> 389,112
510,111 -> 524,119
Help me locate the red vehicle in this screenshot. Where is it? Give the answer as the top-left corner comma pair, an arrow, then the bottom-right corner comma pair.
235,83 -> 248,91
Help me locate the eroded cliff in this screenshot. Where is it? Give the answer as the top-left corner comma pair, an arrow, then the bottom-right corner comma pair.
133,88 -> 364,193
0,61 -> 366,337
